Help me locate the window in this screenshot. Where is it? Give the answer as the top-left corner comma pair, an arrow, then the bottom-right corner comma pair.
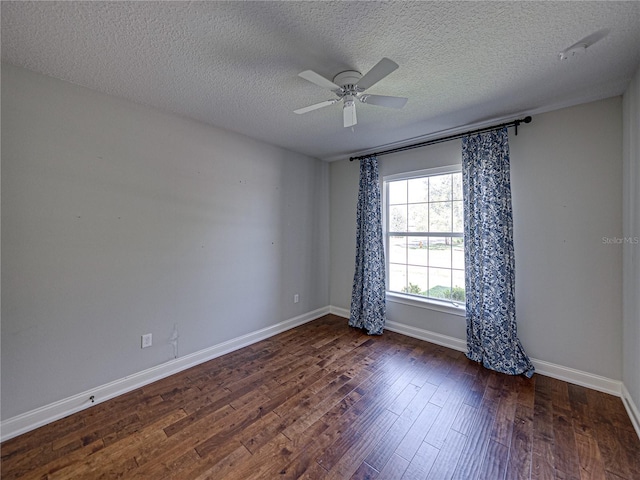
384,166 -> 465,307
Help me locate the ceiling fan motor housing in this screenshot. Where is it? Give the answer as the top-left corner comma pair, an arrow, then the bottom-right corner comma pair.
333,70 -> 362,90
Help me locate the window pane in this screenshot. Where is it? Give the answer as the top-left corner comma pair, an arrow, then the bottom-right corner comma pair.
390,205 -> 407,232
408,204 -> 428,232
385,171 -> 465,308
407,177 -> 429,203
429,174 -> 452,202
407,238 -> 428,266
453,201 -> 464,232
388,236 -> 407,264
452,237 -> 464,269
429,201 -> 452,232
452,172 -> 463,201
428,267 -> 451,299
428,237 -> 451,268
389,263 -> 407,293
452,269 -> 466,302
388,180 -> 407,205
407,266 -> 428,295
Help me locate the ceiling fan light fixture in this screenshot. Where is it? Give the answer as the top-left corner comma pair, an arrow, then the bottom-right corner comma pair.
343,97 -> 357,128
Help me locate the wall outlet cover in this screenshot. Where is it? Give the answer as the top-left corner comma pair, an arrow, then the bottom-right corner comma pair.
141,334 -> 152,348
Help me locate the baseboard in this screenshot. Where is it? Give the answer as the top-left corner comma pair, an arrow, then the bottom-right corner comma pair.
530,358 -> 622,396
329,310 -> 625,399
385,320 -> 468,353
329,307 -> 469,354
621,383 -> 640,440
0,306 -> 329,442
329,305 -> 350,318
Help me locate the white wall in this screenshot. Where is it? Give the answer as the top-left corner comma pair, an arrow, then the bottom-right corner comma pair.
329,159 -> 358,312
510,99 -> 622,380
330,97 -> 623,381
1,64 -> 330,420
623,65 -> 640,419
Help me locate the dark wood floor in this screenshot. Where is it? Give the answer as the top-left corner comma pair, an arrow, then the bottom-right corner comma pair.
1,315 -> 638,479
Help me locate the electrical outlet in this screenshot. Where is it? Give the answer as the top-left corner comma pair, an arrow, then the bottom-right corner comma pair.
294,294 -> 299,303
141,333 -> 152,348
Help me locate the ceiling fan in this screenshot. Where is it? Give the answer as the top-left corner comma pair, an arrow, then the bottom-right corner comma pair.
294,58 -> 408,128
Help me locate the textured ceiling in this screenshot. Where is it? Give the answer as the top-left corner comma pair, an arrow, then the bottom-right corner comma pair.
2,1 -> 640,161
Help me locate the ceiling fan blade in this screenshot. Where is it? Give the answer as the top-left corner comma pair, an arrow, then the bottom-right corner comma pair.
343,100 -> 357,128
356,58 -> 399,91
294,99 -> 338,114
359,94 -> 408,109
298,70 -> 342,91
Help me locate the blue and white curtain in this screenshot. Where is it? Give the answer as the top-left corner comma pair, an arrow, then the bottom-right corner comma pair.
462,128 -> 534,377
349,156 -> 387,335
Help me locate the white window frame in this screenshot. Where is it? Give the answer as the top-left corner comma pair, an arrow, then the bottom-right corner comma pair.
383,165 -> 466,317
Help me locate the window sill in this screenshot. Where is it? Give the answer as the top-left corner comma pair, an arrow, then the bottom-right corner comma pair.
386,292 -> 466,317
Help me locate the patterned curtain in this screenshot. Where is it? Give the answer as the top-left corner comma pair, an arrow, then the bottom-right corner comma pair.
349,156 -> 387,335
462,128 -> 534,377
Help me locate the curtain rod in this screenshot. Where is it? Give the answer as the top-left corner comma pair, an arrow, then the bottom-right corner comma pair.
349,116 -> 532,161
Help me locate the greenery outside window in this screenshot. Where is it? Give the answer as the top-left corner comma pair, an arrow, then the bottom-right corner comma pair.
384,166 -> 465,308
